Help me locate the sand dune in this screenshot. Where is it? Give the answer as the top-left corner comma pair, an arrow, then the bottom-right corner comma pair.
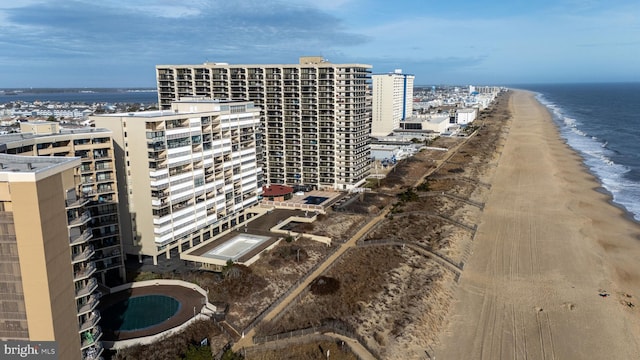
434,90 -> 640,359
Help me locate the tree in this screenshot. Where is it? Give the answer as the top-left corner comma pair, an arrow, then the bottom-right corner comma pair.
183,344 -> 212,360
220,348 -> 244,360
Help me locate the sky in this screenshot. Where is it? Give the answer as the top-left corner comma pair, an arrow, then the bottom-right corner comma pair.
0,0 -> 638,87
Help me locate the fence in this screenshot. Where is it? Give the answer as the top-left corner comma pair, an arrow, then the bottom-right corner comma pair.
261,200 -> 326,213
252,319 -> 379,360
241,244 -> 342,335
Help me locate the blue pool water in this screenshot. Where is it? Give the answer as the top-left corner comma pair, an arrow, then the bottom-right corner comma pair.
101,294 -> 180,332
304,196 -> 328,205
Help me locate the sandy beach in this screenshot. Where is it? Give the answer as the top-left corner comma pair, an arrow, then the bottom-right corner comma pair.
434,90 -> 640,359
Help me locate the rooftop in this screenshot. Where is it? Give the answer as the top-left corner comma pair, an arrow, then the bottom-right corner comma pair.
0,153 -> 79,181
0,127 -> 111,144
262,184 -> 294,197
95,98 -> 256,118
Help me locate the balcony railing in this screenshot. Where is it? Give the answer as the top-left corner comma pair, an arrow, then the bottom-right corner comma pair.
78,310 -> 101,333
70,228 -> 93,245
77,295 -> 99,315
74,263 -> 96,281
68,212 -> 91,227
66,196 -> 90,209
75,278 -> 98,299
72,246 -> 95,264
82,341 -> 103,360
81,327 -> 102,349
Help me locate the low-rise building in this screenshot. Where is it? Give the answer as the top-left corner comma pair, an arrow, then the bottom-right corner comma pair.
455,108 -> 477,125
400,113 -> 452,134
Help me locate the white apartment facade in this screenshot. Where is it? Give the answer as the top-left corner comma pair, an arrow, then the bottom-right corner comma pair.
371,70 -> 415,137
156,56 -> 372,191
93,99 -> 262,263
455,108 -> 477,125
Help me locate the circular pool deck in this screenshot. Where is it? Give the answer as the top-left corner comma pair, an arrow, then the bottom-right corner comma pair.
99,284 -> 205,341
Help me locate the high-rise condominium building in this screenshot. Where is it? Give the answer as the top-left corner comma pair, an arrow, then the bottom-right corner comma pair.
93,99 -> 262,263
371,70 -> 415,137
156,56 -> 372,190
0,154 -> 103,360
0,122 -> 124,285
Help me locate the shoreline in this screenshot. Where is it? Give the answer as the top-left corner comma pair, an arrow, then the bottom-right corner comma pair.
520,88 -> 640,225
593,185 -> 640,226
434,89 -> 640,359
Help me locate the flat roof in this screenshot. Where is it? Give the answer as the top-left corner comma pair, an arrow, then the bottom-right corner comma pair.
0,153 -> 80,181
0,127 -> 111,144
95,99 -> 256,118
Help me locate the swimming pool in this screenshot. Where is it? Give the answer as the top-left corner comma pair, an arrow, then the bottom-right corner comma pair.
202,233 -> 271,261
304,196 -> 328,205
101,294 -> 180,332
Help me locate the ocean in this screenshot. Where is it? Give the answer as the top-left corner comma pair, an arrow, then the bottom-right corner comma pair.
0,89 -> 158,104
521,83 -> 640,222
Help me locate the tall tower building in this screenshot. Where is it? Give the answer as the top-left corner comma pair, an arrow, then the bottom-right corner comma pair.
92,99 -> 262,263
156,56 -> 372,190
0,122 -> 125,285
0,154 -> 103,360
371,70 -> 415,137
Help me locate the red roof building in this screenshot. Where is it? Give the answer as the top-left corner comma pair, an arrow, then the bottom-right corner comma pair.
262,185 -> 294,201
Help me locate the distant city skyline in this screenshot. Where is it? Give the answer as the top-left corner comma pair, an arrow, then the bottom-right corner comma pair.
1,0 -> 638,88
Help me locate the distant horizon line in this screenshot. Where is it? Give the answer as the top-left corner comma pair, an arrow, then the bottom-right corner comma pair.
2,81 -> 639,91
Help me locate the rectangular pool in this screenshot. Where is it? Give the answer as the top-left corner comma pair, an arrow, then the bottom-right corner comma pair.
202,234 -> 271,261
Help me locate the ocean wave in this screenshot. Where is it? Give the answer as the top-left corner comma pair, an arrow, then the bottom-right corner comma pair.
537,92 -> 639,221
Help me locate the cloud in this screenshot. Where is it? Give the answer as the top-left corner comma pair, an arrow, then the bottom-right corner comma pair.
0,0 -> 637,86
0,0 -> 369,63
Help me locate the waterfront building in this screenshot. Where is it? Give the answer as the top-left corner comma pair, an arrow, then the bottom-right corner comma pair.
0,154 -> 103,360
92,99 -> 261,263
398,113 -> 451,135
155,56 -> 372,191
0,121 -> 125,285
455,108 -> 477,125
371,69 -> 415,137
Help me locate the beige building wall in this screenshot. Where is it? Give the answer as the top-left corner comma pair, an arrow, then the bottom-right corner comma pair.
372,71 -> 415,137
156,57 -> 372,190
0,158 -> 82,360
103,114 -> 156,257
0,124 -> 125,285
